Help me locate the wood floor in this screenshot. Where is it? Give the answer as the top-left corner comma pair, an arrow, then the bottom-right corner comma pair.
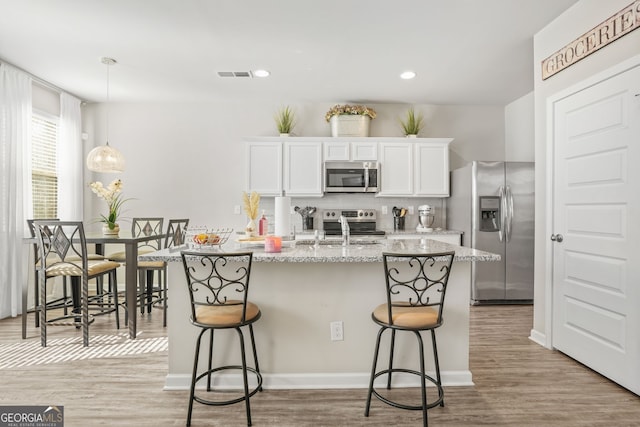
1,305 -> 639,426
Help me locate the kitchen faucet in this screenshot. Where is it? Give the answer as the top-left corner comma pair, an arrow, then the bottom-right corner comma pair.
339,215 -> 350,246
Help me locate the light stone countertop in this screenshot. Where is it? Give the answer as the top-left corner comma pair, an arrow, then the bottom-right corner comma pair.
141,238 -> 499,264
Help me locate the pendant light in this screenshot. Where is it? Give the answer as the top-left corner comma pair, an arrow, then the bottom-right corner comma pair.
86,57 -> 125,173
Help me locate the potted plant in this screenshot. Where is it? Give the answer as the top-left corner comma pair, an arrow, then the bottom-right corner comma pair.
275,106 -> 296,136
400,107 -> 424,137
89,178 -> 131,235
325,104 -> 377,137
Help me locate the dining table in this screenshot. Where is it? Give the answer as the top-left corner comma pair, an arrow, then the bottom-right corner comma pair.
23,231 -> 167,342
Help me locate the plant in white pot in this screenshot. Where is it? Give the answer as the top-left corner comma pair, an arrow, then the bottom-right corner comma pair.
275,106 -> 296,136
400,107 -> 424,137
325,104 -> 376,137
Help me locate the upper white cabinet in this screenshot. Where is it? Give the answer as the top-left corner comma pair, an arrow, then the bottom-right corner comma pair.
414,140 -> 450,196
324,141 -> 377,161
246,141 -> 282,196
246,137 -> 451,198
378,142 -> 414,195
377,138 -> 452,197
284,141 -> 323,197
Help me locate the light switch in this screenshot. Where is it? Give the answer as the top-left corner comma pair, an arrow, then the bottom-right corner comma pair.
408,206 -> 415,215
381,206 -> 388,215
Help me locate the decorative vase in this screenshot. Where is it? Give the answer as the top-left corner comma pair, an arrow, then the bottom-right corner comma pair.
330,115 -> 371,137
280,133 -> 290,137
406,134 -> 418,138
245,218 -> 257,237
102,223 -> 120,236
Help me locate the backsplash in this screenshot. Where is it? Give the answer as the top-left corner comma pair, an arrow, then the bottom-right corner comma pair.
255,194 -> 447,234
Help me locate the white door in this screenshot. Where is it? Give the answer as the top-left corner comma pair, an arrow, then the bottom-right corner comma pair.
552,64 -> 640,394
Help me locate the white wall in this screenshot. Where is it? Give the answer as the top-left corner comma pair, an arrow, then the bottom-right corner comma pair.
532,0 -> 640,340
82,102 -> 505,234
505,92 -> 534,162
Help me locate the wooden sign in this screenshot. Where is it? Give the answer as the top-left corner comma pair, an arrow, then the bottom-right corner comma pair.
542,0 -> 640,80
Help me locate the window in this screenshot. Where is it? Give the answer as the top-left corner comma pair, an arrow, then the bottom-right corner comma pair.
31,111 -> 58,218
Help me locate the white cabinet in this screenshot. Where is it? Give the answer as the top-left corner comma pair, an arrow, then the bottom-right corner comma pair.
284,141 -> 323,197
324,141 -> 377,161
378,138 -> 452,197
246,141 -> 282,196
378,142 -> 414,195
414,140 -> 450,196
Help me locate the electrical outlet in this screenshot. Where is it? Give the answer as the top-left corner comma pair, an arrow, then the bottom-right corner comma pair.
381,206 -> 388,215
234,205 -> 241,215
408,206 -> 415,215
330,321 -> 344,341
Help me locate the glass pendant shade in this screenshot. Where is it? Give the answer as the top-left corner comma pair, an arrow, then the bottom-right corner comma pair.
86,143 -> 125,173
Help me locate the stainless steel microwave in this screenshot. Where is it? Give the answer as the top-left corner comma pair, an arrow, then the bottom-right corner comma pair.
324,161 -> 379,193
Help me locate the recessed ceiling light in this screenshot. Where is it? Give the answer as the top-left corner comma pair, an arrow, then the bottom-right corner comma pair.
253,69 -> 270,78
400,71 -> 416,80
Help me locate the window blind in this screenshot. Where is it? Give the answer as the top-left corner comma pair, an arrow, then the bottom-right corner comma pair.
32,113 -> 58,218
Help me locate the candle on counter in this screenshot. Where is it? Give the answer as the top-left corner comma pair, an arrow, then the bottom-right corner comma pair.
264,235 -> 282,253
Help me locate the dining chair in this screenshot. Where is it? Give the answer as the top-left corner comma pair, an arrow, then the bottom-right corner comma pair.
25,219 -> 68,333
181,250 -> 263,426
365,251 -> 455,427
24,219 -> 110,339
33,220 -> 122,347
108,217 -> 164,317
138,218 -> 190,327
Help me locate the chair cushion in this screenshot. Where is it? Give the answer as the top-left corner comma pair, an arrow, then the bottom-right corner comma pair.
46,260 -> 120,277
194,300 -> 260,327
36,253 -> 106,267
373,302 -> 439,329
108,248 -> 155,262
137,260 -> 166,269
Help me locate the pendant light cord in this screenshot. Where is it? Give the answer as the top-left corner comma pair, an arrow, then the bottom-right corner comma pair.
101,57 -> 116,147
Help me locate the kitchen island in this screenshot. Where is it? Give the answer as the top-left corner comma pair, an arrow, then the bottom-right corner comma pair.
141,238 -> 499,390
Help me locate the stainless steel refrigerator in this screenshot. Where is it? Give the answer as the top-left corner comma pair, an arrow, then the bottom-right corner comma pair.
447,161 -> 534,304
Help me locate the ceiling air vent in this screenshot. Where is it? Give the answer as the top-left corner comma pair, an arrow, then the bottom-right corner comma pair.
217,71 -> 253,78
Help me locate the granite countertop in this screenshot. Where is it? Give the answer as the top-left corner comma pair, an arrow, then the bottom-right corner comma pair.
141,238 -> 499,264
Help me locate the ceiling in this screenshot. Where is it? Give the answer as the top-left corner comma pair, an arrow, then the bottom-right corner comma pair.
0,0 -> 578,106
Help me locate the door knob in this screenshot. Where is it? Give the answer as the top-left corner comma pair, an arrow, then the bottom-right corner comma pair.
550,234 -> 564,242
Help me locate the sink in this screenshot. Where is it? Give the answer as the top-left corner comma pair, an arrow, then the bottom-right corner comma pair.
295,238 -> 383,246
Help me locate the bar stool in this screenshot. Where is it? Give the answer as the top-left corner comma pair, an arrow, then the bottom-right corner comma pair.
365,251 -> 455,427
180,250 -> 263,426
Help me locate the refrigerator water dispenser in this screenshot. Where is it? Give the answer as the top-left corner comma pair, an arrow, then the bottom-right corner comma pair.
479,196 -> 500,231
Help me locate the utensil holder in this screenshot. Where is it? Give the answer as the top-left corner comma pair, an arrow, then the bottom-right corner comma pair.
393,217 -> 405,231
303,216 -> 314,231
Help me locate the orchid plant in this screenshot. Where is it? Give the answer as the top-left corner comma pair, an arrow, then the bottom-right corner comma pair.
89,179 -> 130,229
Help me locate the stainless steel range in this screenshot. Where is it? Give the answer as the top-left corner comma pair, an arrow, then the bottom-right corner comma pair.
322,209 -> 386,236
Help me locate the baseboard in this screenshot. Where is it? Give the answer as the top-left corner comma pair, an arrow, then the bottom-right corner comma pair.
164,370 -> 473,391
529,328 -> 547,348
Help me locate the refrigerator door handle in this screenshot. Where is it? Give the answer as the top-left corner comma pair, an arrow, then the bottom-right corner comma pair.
498,185 -> 505,242
505,185 -> 514,242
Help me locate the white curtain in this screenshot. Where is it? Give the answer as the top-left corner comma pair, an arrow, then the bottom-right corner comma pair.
58,93 -> 83,220
0,64 -> 32,319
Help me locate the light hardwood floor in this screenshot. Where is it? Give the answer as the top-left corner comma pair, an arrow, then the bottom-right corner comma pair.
1,305 -> 639,426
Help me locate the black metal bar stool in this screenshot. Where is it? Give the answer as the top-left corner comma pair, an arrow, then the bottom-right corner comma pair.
365,251 -> 455,427
180,250 -> 263,426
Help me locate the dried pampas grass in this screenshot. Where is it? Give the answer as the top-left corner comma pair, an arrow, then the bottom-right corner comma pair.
243,191 -> 260,219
